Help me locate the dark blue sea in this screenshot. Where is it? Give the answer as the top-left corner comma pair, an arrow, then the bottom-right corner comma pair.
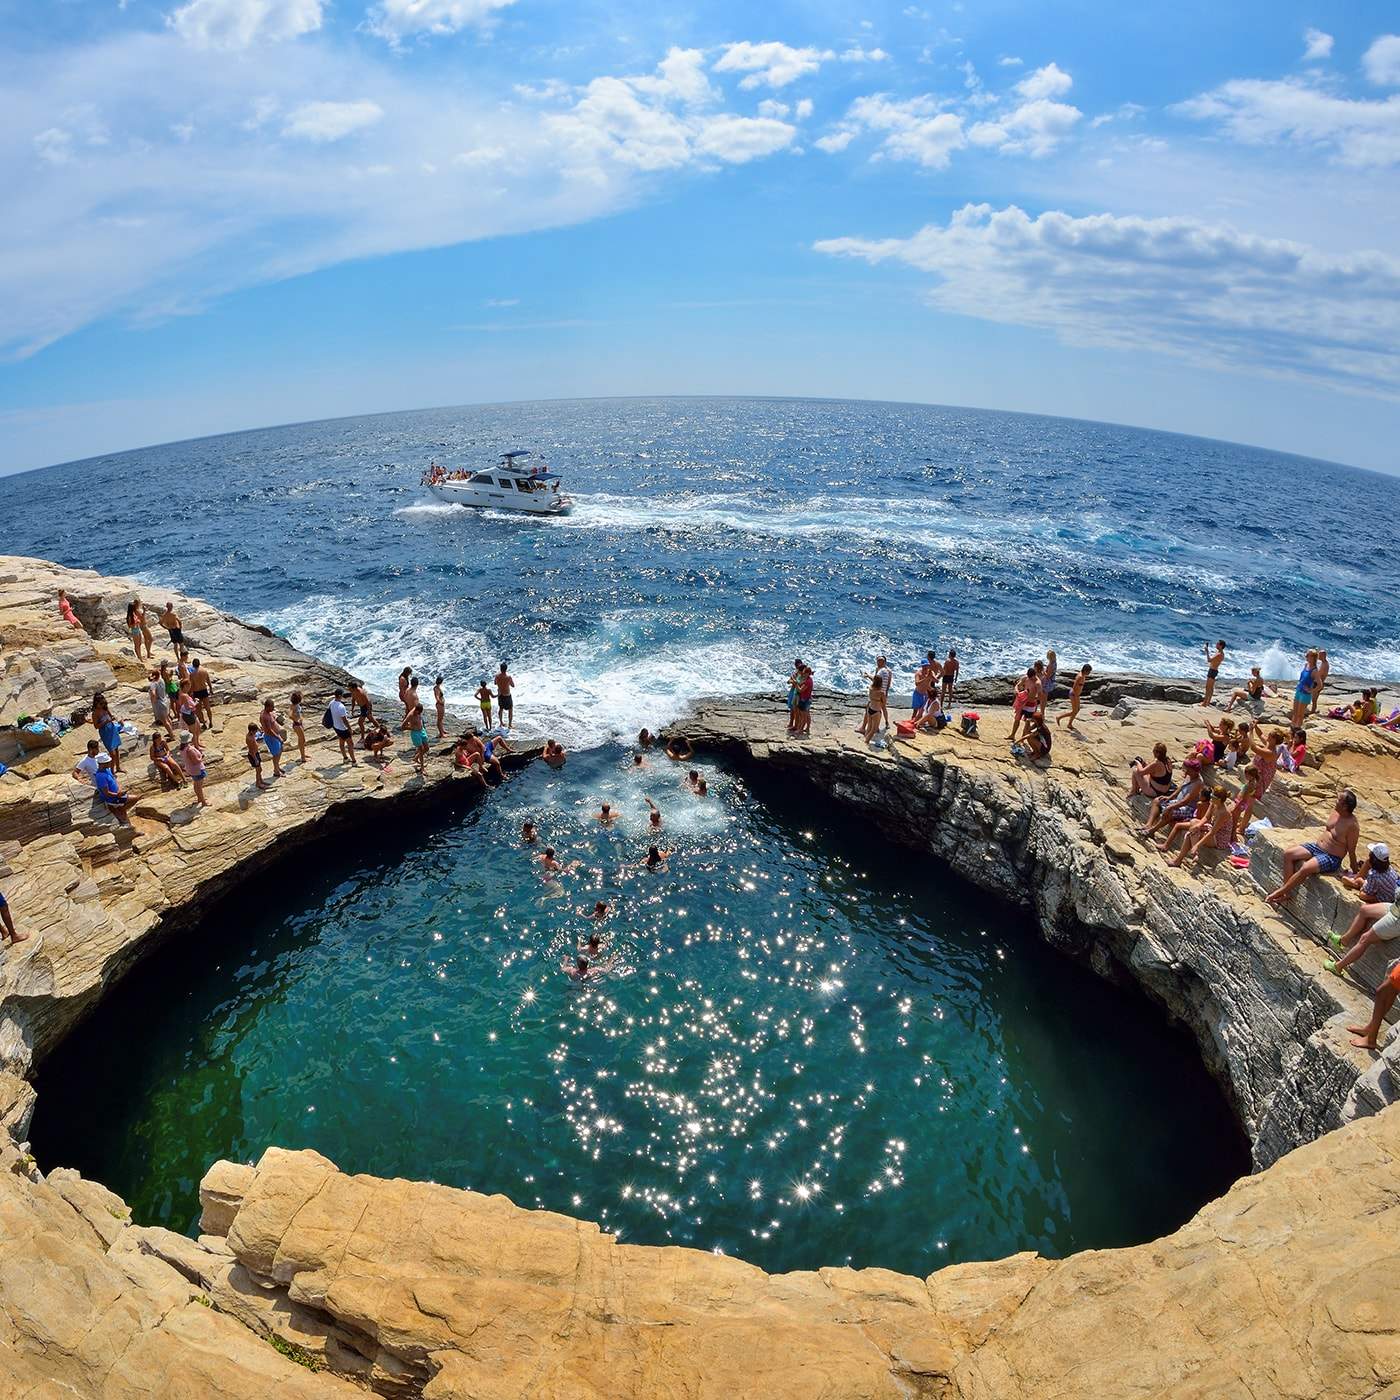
9,397 -> 1398,741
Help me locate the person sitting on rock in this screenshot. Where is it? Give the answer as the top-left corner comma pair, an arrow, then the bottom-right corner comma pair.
1223,667 -> 1276,713
365,722 -> 394,759
1167,785 -> 1233,869
1346,957 -> 1400,1051
92,754 -> 133,826
149,732 -> 185,789
1264,790 -> 1361,905
1138,757 -> 1202,837
1325,844 -> 1399,975
1155,788 -> 1211,858
1130,743 -> 1174,800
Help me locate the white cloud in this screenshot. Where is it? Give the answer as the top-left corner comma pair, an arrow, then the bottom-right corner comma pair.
282,99 -> 384,141
757,99 -> 790,119
840,94 -> 964,168
795,98 -> 814,121
824,60 -> 1081,167
366,0 -> 516,43
483,296 -> 518,306
1014,61 -> 1072,100
2,35 -> 801,360
546,47 -> 795,173
841,47 -> 889,63
1179,77 -> 1400,167
168,0 -> 323,49
713,41 -> 833,90
998,55 -> 1023,67
815,203 -> 1400,398
1364,35 -> 1400,86
1302,28 -> 1334,63
968,96 -> 1081,156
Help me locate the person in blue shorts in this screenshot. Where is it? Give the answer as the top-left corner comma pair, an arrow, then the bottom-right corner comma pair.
1265,790 -> 1360,905
258,698 -> 286,778
1291,649 -> 1319,728
403,702 -> 430,774
0,890 -> 27,949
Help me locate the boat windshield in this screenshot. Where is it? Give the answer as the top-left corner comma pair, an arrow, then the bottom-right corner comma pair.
469,472 -> 495,484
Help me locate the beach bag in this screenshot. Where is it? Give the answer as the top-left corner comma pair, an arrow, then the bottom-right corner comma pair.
960,713 -> 979,737
933,711 -> 950,731
321,706 -> 336,730
895,720 -> 917,737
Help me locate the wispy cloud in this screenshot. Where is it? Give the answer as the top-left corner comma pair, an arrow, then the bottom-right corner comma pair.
1302,29 -> 1334,63
450,318 -> 596,332
816,203 -> 1400,398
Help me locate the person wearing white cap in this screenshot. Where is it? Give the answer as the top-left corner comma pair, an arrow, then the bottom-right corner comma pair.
91,753 -> 133,826
1326,843 -> 1400,976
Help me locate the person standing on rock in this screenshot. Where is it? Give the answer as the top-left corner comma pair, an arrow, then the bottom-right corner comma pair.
1041,649 -> 1060,713
91,691 -> 122,774
244,724 -> 270,792
1311,649 -> 1330,716
289,692 -> 308,765
0,889 -> 28,950
433,675 -> 447,740
940,649 -> 959,709
159,601 -> 185,655
57,589 -> 82,630
259,698 -> 286,779
495,661 -> 515,730
328,690 -> 357,766
147,669 -> 175,737
178,732 -> 210,808
349,681 -> 374,739
1290,650 -> 1319,728
794,664 -> 814,737
188,658 -> 216,733
912,655 -> 935,720
397,668 -> 413,716
126,601 -> 150,662
402,701 -> 430,776
1057,663 -> 1092,730
1200,640 -> 1226,707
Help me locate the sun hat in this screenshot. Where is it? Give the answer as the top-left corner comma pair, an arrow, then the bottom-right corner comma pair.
96,753 -> 112,765
1370,842 -> 1390,861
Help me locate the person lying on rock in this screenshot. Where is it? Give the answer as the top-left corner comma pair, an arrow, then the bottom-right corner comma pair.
1347,957 -> 1400,1051
1264,790 -> 1360,905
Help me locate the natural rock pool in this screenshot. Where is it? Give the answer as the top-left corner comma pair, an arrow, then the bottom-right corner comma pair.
33,746 -> 1246,1275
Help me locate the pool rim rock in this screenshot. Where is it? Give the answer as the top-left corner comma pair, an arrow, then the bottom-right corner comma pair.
2,553 -> 1398,1399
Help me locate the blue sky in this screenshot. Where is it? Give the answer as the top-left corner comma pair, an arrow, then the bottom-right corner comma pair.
3,0 -> 1399,473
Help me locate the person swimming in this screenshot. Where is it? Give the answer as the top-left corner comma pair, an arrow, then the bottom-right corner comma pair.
644,797 -> 662,829
642,844 -> 672,871
595,802 -> 620,825
521,820 -> 538,843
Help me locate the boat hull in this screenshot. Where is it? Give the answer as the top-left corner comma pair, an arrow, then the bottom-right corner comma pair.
427,483 -> 570,515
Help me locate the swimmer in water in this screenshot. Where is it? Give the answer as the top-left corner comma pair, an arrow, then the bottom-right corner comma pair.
589,899 -> 611,923
631,751 -> 648,769
696,777 -> 709,797
685,769 -> 702,792
666,735 -> 694,762
642,844 -> 672,871
522,820 -> 538,843
644,797 -> 662,830
595,802 -> 620,825
579,931 -> 604,958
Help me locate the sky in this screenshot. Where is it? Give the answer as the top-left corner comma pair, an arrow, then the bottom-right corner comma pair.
3,0 -> 1399,474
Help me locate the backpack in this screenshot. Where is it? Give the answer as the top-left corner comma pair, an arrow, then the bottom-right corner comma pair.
321,706 -> 336,730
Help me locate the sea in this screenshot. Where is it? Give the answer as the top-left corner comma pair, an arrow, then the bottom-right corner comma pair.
17,395 -> 1389,1274
8,396 -> 1399,742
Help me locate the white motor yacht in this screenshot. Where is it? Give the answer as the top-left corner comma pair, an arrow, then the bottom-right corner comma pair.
422,452 -> 571,515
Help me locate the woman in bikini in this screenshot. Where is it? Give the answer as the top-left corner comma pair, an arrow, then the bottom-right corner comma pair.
433,676 -> 447,740
859,674 -> 884,742
1139,758 -> 1203,838
289,692 -> 308,764
149,732 -> 185,788
125,602 -> 148,662
1130,742 -> 1174,799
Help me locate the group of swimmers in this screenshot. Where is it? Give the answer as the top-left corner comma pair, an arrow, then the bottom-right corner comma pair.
520,739 -> 710,982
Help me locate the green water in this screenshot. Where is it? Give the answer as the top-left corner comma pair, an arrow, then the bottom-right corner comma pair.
33,747 -> 1245,1275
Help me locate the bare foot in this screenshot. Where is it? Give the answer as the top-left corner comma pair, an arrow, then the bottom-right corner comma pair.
1350,1033 -> 1378,1050
5,931 -> 30,945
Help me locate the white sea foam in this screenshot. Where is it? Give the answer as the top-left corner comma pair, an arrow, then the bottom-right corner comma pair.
392,501 -> 468,520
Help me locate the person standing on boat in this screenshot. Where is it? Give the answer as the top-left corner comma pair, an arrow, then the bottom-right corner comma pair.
495,661 -> 515,730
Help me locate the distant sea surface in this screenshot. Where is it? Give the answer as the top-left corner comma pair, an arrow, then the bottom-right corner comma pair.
9,397 -> 1398,743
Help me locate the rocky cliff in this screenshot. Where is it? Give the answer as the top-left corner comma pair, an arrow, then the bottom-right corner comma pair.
2,554 -> 1398,1399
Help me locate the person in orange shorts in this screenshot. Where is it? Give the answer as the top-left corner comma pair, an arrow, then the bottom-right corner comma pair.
1348,959 -> 1400,1050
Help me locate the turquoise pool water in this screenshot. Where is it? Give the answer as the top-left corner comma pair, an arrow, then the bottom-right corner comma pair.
33,747 -> 1245,1275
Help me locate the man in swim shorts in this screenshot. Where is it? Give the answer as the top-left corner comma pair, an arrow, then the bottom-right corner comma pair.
1264,790 -> 1360,904
159,601 -> 184,653
328,690 -> 357,766
495,661 -> 515,730
1200,639 -> 1226,707
349,681 -> 374,739
259,698 -> 286,777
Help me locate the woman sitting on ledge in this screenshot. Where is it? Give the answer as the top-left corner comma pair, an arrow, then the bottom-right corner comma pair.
1264,790 -> 1361,905
1223,666 -> 1276,713
1138,757 -> 1203,838
1166,785 -> 1233,870
1129,743 -> 1174,800
1325,844 -> 1398,975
